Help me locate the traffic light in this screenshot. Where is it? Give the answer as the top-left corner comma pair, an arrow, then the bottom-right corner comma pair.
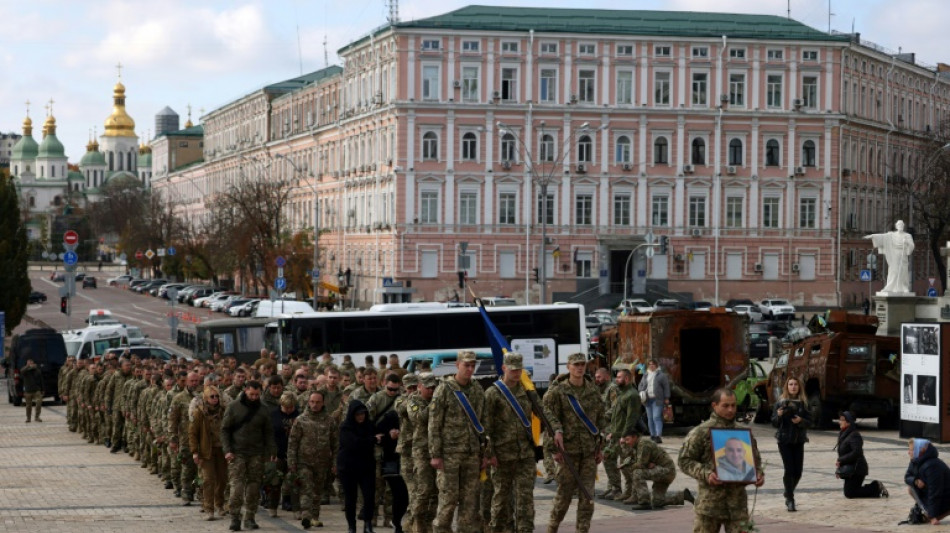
457,271 -> 466,289
659,236 -> 669,255
60,296 -> 68,314
533,267 -> 540,284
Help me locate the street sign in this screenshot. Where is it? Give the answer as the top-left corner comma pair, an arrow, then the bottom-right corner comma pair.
859,269 -> 872,282
645,231 -> 655,244
277,267 -> 284,278
276,256 -> 287,267
157,248 -> 166,257
167,246 -> 176,256
928,287 -> 938,297
929,278 -> 936,287
135,250 -> 144,260
63,230 -> 79,246
145,249 -> 155,260
63,250 -> 78,265
645,246 -> 655,258
41,251 -> 49,259
312,269 -> 320,279
275,277 -> 287,290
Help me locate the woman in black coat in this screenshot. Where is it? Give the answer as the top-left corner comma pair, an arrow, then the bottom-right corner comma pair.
338,400 -> 379,533
904,438 -> 950,524
376,408 -> 409,533
771,377 -> 811,512
836,411 -> 888,499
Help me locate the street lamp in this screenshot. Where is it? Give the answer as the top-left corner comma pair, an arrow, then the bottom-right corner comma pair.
497,120 -> 597,304
275,153 -> 320,310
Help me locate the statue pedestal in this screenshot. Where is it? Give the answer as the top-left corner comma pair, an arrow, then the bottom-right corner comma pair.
873,294 -> 918,336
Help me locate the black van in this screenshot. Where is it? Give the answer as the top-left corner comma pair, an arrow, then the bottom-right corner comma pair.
4,328 -> 67,406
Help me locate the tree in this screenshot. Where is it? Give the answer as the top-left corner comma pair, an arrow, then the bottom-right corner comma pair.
0,175 -> 30,334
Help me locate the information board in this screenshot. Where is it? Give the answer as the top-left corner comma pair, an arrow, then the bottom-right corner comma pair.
510,337 -> 557,383
901,323 -> 941,424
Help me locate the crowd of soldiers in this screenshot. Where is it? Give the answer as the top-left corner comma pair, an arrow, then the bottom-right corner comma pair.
55,346 -> 752,533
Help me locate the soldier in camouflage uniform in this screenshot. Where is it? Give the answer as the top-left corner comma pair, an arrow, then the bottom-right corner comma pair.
59,357 -> 77,430
484,353 -> 549,533
394,373 -> 418,530
166,372 -> 187,492
600,369 -> 627,500
543,353 -> 607,533
139,373 -> 161,473
409,373 -> 438,533
106,359 -> 133,452
678,388 -> 764,533
609,369 -> 641,503
428,350 -> 486,533
76,362 -> 95,441
620,428 -> 692,509
288,390 -> 338,529
152,376 -> 176,487
366,373 -> 402,526
96,362 -> 115,446
125,366 -> 148,461
169,372 -> 201,504
224,368 -> 246,402
351,367 -> 379,403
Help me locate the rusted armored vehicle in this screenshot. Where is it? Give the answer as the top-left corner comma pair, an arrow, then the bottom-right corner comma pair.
761,311 -> 900,428
600,309 -> 750,426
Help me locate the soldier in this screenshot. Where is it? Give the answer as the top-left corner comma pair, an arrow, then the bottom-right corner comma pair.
59,357 -> 77,430
225,367 -> 247,401
261,375 -> 284,412
366,373 -> 403,526
153,376 -> 176,488
484,353 -> 548,533
394,373 -> 418,523
21,358 -> 44,423
288,391 -> 339,529
609,369 -> 641,503
619,428 -> 693,510
320,366 -> 344,415
106,359 -> 133,453
169,372 -> 201,505
351,367 -> 379,402
428,350 -> 486,533
678,388 -> 764,533
410,373 -> 438,533
600,369 -> 629,500
543,352 -> 607,533
166,371 -> 187,494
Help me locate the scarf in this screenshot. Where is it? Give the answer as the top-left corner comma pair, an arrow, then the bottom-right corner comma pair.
913,438 -> 931,460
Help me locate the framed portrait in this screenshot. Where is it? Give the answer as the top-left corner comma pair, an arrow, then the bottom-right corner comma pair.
710,428 -> 757,484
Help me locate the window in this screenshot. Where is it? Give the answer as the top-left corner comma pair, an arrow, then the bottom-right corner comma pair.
767,74 -> 783,108
691,138 -> 706,165
540,68 -> 557,103
730,48 -> 746,59
577,135 -> 592,163
422,131 -> 438,160
617,70 -> 633,104
501,133 -> 516,161
501,41 -> 519,53
537,192 -> 555,225
501,68 -> 517,101
654,137 -> 669,164
692,73 -> 708,106
689,196 -> 707,227
420,191 -> 439,223
575,194 -> 593,225
802,140 -> 816,167
614,193 -> 631,225
615,135 -> 632,163
763,197 -> 780,228
802,50 -> 818,61
461,132 -> 477,161
459,192 -> 478,225
652,194 -> 669,226
765,139 -> 780,166
802,76 -> 818,109
578,69 -> 596,103
728,138 -> 743,166
617,44 -> 633,57
421,39 -> 440,51
729,73 -> 745,106
540,134 -> 555,162
579,43 -> 595,56
692,46 -> 709,59
498,192 -> 517,224
575,252 -> 592,278
799,197 -> 816,228
462,66 -> 479,101
422,65 -> 439,100
726,197 -> 743,228
540,42 -> 558,54
654,72 -> 671,105
461,40 -> 479,52
655,45 -> 671,57
767,49 -> 784,61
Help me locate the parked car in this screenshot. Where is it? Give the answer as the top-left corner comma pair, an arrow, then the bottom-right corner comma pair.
748,323 -> 772,360
82,276 -> 97,289
104,345 -> 178,361
156,283 -> 187,298
587,309 -> 618,325
126,326 -> 148,345
107,274 -> 134,287
223,298 -> 252,315
733,304 -> 763,322
3,328 -> 67,405
724,298 -> 756,309
617,298 -> 653,313
691,301 -> 714,311
127,279 -> 150,291
228,299 -> 256,317
28,291 -> 47,304
759,298 -> 796,320
177,285 -> 209,303
185,287 -> 217,306
133,279 -> 166,293
653,298 -> 687,310
216,295 -> 246,313
74,272 -> 87,281
50,271 -> 66,282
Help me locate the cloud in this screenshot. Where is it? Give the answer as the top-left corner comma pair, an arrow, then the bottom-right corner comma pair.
861,1 -> 950,65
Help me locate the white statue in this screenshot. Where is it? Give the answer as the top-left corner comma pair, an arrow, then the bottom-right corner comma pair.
864,220 -> 915,295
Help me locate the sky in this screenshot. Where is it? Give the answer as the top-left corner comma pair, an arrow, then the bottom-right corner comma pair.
2,0 -> 949,161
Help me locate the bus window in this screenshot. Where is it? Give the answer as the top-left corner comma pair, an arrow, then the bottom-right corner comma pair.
214,333 -> 235,355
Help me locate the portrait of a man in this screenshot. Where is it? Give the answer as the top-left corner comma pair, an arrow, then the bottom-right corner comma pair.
710,429 -> 757,484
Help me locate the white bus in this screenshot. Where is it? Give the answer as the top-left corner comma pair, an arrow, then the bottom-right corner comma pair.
267,303 -> 586,386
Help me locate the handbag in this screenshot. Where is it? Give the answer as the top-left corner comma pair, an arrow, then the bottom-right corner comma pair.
381,460 -> 400,477
662,404 -> 674,423
835,464 -> 855,478
639,391 -> 648,403
899,504 -> 927,525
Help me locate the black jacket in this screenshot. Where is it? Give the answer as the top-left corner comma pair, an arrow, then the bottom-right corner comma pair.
836,426 -> 869,478
21,365 -> 43,393
376,409 -> 400,464
271,406 -> 299,460
905,445 -> 950,519
337,400 -> 377,475
771,399 -> 811,445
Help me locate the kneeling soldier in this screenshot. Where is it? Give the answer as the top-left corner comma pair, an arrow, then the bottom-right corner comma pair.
620,428 -> 694,510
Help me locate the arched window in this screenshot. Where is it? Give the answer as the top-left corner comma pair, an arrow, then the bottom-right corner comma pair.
802,140 -> 816,167
691,138 -> 706,165
53,196 -> 62,206
615,135 -> 632,163
461,132 -> 477,160
577,135 -> 592,163
28,196 -> 35,208
654,137 -> 668,164
109,152 -> 114,171
728,138 -> 743,166
501,133 -> 516,162
422,131 -> 438,160
51,165 -> 55,178
766,139 -> 780,166
540,134 -> 555,162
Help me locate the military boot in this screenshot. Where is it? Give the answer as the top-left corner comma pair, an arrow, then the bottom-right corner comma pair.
229,515 -> 242,531
617,486 -> 633,503
244,515 -> 259,530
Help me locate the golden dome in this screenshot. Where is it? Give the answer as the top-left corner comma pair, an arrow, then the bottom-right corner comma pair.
43,114 -> 57,136
184,118 -> 194,128
103,80 -> 136,137
22,116 -> 33,136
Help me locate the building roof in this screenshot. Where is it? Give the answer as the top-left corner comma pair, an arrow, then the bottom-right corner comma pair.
157,106 -> 179,117
12,135 -> 38,160
342,5 -> 848,53
37,133 -> 66,159
162,124 -> 204,138
264,65 -> 343,92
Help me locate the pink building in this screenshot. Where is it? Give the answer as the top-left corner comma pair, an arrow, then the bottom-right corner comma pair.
153,6 -> 950,308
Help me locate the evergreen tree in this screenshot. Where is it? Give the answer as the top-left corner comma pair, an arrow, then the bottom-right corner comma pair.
0,175 -> 30,334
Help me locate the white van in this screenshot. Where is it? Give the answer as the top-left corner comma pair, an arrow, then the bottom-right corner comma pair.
481,297 -> 519,307
254,299 -> 315,318
62,324 -> 129,360
86,309 -> 120,325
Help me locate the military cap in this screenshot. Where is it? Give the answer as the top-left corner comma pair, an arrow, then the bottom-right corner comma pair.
567,352 -> 588,365
457,350 -> 477,363
503,352 -> 524,370
418,372 -> 438,388
402,373 -> 419,387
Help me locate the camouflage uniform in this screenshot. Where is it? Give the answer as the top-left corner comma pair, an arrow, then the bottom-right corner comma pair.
350,384 -> 377,403
543,372 -> 607,533
165,384 -> 183,489
366,389 -> 398,523
610,385 -> 641,501
394,388 -> 416,529
428,373 -> 485,533
105,367 -> 132,448
678,412 -> 762,533
169,387 -> 198,501
96,369 -> 113,444
288,405 -> 338,524
61,363 -> 78,431
409,391 -> 436,533
620,436 -> 685,506
601,381 -> 625,497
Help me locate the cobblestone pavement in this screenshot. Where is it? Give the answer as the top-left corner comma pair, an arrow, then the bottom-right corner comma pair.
1,385 -> 945,532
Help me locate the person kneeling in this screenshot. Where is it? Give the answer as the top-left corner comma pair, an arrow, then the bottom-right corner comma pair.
619,428 -> 694,510
905,438 -> 950,525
